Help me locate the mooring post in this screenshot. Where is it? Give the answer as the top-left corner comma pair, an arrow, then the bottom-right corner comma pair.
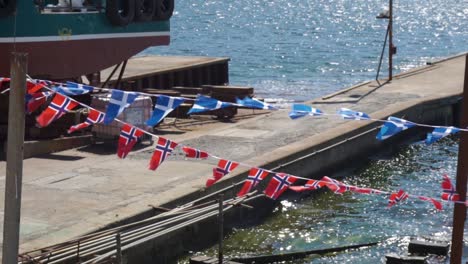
218,194 -> 224,264
2,52 -> 27,264
116,233 -> 123,264
450,54 -> 468,264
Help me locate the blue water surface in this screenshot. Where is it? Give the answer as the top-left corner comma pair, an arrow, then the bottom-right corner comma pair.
143,0 -> 467,101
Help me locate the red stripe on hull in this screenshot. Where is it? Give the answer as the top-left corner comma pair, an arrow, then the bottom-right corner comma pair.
0,36 -> 169,79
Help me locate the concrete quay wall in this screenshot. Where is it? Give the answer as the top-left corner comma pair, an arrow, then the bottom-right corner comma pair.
120,66 -> 465,262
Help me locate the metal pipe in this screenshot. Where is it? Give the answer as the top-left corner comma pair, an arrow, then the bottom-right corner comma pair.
450,54 -> 468,264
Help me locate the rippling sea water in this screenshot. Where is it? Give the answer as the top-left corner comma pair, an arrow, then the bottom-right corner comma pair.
184,137 -> 465,263
143,0 -> 467,101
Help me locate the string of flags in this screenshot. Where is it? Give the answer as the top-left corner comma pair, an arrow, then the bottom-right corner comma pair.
1,77 -> 466,211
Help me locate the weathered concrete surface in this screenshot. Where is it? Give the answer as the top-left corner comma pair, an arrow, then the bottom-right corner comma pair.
0,53 -> 466,257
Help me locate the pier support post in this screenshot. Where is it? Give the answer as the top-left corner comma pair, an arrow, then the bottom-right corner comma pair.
450,54 -> 468,264
388,0 -> 393,81
218,194 -> 224,264
2,52 -> 27,264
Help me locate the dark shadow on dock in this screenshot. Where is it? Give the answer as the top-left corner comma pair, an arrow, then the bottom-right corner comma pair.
35,153 -> 85,161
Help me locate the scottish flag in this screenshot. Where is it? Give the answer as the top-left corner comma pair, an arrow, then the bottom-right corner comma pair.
426,126 -> 460,145
376,116 -> 415,141
338,108 -> 370,120
146,95 -> 185,126
55,81 -> 94,95
187,95 -> 233,114
103,90 -> 139,124
236,97 -> 278,110
288,104 -> 323,119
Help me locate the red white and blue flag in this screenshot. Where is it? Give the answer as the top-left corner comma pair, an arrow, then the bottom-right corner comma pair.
417,196 -> 443,211
351,187 -> 383,195
388,189 -> 409,208
117,124 -> 145,158
0,77 -> 10,93
206,159 -> 240,187
441,174 -> 460,201
264,173 -> 297,200
289,179 -> 325,192
149,137 -> 178,171
322,176 -> 352,194
26,91 -> 53,114
237,168 -> 270,197
182,146 -> 209,159
36,93 -> 78,127
68,109 -> 105,134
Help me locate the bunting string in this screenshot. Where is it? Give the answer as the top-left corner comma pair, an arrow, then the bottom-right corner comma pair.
2,77 -> 466,211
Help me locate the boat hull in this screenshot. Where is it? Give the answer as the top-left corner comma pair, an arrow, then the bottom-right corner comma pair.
0,33 -> 169,79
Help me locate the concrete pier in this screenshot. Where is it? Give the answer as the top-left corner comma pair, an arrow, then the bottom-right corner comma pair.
0,53 -> 466,262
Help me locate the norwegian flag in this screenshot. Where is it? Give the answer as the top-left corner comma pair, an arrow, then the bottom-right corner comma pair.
0,77 -> 10,93
441,174 -> 460,201
388,189 -> 409,208
237,168 -> 270,197
182,146 -> 209,159
417,196 -> 443,211
149,137 -> 178,171
206,159 -> 240,187
68,109 -> 104,134
117,124 -> 145,158
264,173 -> 297,200
351,187 -> 383,195
289,179 -> 325,192
26,91 -> 53,114
36,93 -> 78,127
322,176 -> 352,194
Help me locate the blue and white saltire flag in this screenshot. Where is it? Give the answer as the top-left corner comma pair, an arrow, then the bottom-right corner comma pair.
338,108 -> 370,120
235,97 -> 278,110
55,82 -> 94,95
376,116 -> 416,141
146,95 -> 185,126
103,90 -> 139,124
187,95 -> 234,114
425,126 -> 460,145
288,104 -> 323,119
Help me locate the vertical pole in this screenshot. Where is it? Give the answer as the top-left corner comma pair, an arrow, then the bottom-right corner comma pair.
388,0 -> 393,81
218,194 -> 224,264
116,233 -> 123,264
451,55 -> 468,264
2,52 -> 27,264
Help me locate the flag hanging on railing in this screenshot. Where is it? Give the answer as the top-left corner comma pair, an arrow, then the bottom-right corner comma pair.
117,124 -> 145,158
441,174 -> 460,201
426,126 -> 460,145
146,95 -> 185,126
149,137 -> 178,171
237,168 -> 270,197
36,93 -> 78,127
182,146 -> 209,159
338,108 -> 370,120
206,159 -> 240,187
236,97 -> 278,110
376,116 -> 416,141
289,179 -> 325,192
288,104 -> 323,119
388,189 -> 409,208
264,173 -> 297,199
68,109 -> 104,134
103,90 -> 139,124
187,95 -> 234,114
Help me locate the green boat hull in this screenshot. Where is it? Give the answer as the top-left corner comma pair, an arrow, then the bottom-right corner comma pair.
0,0 -> 171,79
